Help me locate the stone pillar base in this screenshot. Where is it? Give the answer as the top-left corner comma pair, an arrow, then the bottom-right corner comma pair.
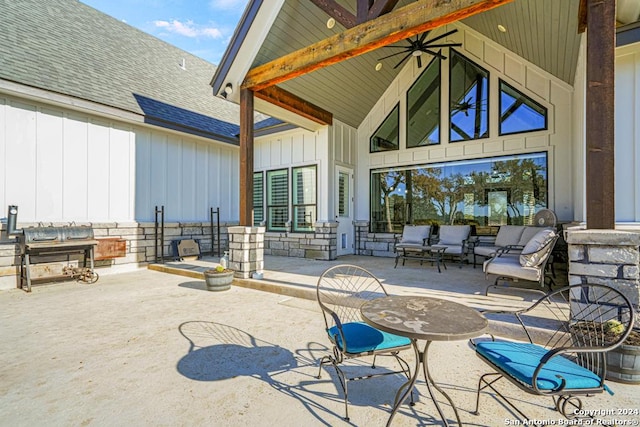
566,228 -> 640,322
228,226 -> 265,279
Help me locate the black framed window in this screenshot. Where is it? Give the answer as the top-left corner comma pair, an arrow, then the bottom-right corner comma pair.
499,80 -> 547,135
370,152 -> 548,233
407,57 -> 441,147
253,172 -> 264,225
266,169 -> 288,231
292,166 -> 316,232
370,103 -> 400,152
449,50 -> 489,142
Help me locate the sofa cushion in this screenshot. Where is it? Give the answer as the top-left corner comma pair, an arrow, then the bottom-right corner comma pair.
517,226 -> 549,247
483,256 -> 542,282
399,225 -> 430,244
519,229 -> 556,267
495,225 -> 525,247
438,225 -> 470,245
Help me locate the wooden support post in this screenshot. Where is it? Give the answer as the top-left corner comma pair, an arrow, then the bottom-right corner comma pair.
585,0 -> 615,229
239,88 -> 254,226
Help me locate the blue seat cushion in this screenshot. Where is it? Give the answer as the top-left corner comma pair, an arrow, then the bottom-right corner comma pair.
328,322 -> 411,354
476,341 -> 603,391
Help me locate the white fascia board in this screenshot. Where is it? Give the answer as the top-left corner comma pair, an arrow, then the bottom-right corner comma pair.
216,0 -> 285,102
254,98 -> 324,132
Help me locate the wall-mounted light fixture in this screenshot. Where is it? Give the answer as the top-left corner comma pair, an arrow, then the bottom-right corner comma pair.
220,83 -> 233,99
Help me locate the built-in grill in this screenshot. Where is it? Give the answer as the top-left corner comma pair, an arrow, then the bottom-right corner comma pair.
7,206 -> 98,292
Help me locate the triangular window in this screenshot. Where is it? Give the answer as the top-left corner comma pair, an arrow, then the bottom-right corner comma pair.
370,103 -> 400,152
499,80 -> 547,135
407,57 -> 441,147
449,50 -> 489,142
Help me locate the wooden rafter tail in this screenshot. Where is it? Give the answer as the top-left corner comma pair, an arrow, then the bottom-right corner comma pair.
310,0 -> 356,28
578,0 -> 587,33
242,0 -> 513,91
255,86 -> 333,126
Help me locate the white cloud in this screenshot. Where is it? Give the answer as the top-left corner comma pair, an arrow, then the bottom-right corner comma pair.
153,19 -> 223,39
209,0 -> 247,11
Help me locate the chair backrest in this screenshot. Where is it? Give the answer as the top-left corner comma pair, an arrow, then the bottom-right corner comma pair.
316,265 -> 388,333
398,225 -> 431,244
519,229 -> 557,267
438,225 -> 471,245
515,283 -> 635,377
517,226 -> 552,247
494,225 -> 525,247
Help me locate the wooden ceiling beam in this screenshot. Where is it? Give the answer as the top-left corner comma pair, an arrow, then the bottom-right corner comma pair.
255,85 -> 333,126
310,0 -> 357,29
243,0 -> 512,91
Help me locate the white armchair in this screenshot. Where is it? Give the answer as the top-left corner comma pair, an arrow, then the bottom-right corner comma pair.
432,225 -> 471,267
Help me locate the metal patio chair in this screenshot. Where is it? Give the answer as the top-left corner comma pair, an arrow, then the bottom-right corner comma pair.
484,229 -> 559,295
472,283 -> 635,421
432,224 -> 471,267
316,264 -> 413,421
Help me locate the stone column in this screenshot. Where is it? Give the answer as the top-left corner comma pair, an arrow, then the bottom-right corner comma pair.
566,229 -> 640,317
227,226 -> 264,279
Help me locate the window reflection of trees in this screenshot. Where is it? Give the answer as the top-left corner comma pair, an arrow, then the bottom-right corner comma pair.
370,155 -> 547,233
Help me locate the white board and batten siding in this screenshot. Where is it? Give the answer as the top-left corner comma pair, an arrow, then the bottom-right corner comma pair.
0,95 -> 239,223
615,42 -> 640,223
355,23 -> 575,223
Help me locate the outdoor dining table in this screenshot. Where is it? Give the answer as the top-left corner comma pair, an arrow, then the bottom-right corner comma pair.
360,295 -> 488,427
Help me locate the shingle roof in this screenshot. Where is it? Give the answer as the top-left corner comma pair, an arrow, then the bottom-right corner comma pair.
0,0 -> 256,141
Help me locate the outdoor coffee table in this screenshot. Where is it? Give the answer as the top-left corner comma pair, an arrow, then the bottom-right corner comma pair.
394,245 -> 447,272
360,296 -> 488,426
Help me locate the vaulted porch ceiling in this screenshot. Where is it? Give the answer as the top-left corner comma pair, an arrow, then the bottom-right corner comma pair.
248,0 -> 583,129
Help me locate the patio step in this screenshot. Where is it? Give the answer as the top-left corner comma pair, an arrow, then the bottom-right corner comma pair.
147,262 -> 317,301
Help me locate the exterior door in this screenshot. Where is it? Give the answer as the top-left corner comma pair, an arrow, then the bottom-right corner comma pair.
336,167 -> 354,256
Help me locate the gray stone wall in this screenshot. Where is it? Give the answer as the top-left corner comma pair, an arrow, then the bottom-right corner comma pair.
263,221 -> 338,260
0,221 -> 232,289
354,221 -> 395,257
566,228 -> 640,314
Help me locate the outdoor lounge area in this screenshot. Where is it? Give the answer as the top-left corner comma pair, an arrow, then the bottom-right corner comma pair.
1,255 -> 637,426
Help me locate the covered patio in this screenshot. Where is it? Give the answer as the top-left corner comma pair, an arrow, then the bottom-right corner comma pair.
1,261 -> 637,426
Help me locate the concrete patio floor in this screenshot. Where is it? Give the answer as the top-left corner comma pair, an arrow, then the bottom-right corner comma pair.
1,256 -> 638,426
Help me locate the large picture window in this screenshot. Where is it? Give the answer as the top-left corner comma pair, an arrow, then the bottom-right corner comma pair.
266,169 -> 288,231
292,166 -> 316,232
449,50 -> 489,142
407,57 -> 440,147
370,152 -> 548,233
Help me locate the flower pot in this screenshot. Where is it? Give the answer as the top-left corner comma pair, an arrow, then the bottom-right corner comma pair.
607,343 -> 640,384
203,270 -> 234,292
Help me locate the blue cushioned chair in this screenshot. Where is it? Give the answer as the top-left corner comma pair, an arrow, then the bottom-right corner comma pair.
472,283 -> 635,421
316,264 -> 413,421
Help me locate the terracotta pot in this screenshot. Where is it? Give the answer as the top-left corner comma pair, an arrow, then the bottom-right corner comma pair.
203,270 -> 233,292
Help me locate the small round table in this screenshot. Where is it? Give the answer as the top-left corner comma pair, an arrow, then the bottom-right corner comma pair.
360,296 -> 488,426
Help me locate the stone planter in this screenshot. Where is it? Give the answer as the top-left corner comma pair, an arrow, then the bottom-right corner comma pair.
203,270 -> 234,292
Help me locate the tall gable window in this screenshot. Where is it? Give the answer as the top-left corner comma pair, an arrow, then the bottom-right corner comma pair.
292,166 -> 316,232
499,80 -> 547,135
407,57 -> 441,147
253,172 -> 264,224
267,169 -> 288,231
449,50 -> 489,142
370,103 -> 399,152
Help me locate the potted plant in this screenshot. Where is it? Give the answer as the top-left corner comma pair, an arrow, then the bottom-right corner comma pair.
203,265 -> 234,291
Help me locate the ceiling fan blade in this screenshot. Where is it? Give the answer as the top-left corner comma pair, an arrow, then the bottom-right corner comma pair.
425,42 -> 462,49
416,55 -> 422,68
424,48 -> 447,60
418,31 -> 430,44
378,49 -> 411,61
393,52 -> 413,69
424,29 -> 458,45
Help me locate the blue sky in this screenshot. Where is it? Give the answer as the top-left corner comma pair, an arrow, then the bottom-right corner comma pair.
81,0 -> 249,65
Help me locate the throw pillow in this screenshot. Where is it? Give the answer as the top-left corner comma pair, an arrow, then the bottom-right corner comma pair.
519,229 -> 556,267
